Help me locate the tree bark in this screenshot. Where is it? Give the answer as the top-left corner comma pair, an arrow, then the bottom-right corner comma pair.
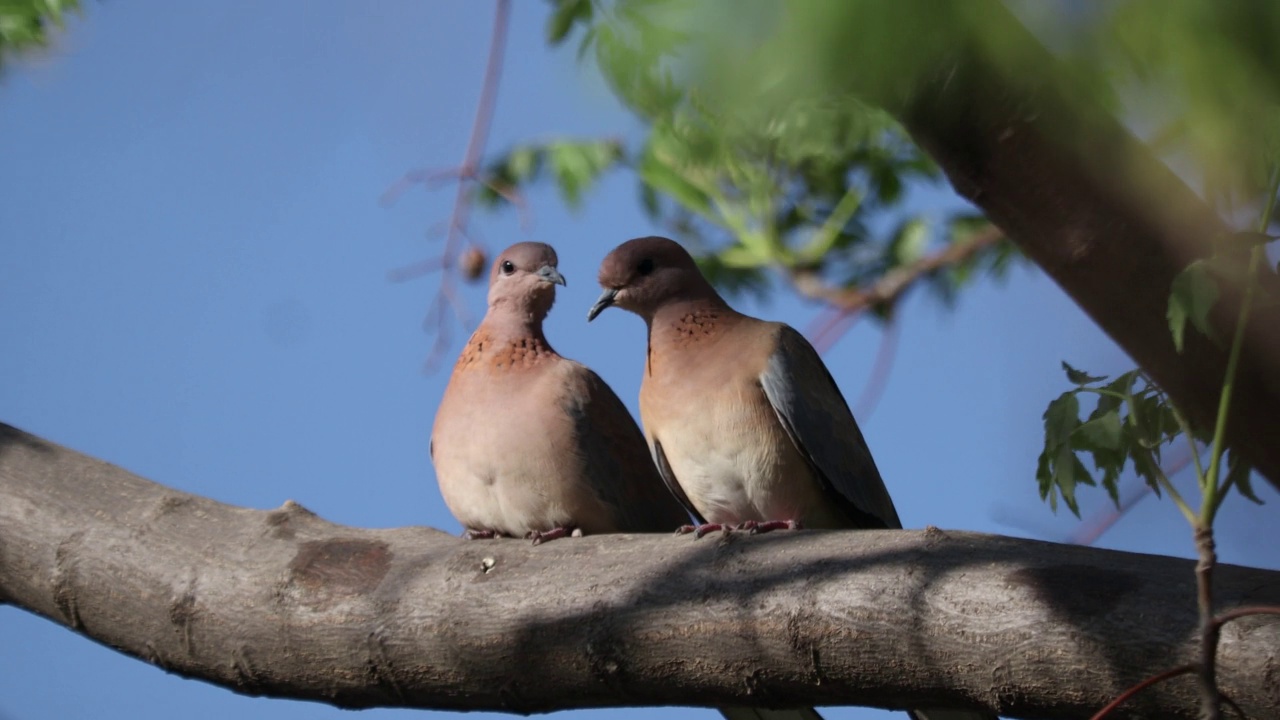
885,0 -> 1280,492
2,422 -> 1278,720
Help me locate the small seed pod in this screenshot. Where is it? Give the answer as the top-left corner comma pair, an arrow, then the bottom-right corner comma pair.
459,246 -> 487,282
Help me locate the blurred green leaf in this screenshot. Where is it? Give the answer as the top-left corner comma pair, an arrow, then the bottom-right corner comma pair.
889,217 -> 929,266
717,244 -> 770,269
638,143 -> 713,217
1168,259 -> 1219,352
545,0 -> 591,46
476,139 -> 623,211
1226,450 -> 1265,505
0,0 -> 79,73
547,140 -> 624,208
508,146 -> 541,181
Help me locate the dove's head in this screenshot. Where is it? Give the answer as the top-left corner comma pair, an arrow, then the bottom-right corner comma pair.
486,242 -> 565,320
589,236 -> 717,322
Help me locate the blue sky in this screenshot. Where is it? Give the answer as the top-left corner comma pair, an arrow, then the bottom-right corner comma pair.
1,3 -> 1276,720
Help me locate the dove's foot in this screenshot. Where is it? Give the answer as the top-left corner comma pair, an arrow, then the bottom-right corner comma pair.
676,523 -> 731,539
735,519 -> 802,534
526,526 -> 582,545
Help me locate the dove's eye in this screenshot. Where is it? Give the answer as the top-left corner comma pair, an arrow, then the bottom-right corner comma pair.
637,258 -> 654,276
501,260 -> 515,275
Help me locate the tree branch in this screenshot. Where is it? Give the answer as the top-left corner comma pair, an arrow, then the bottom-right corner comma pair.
790,226 -> 1005,314
883,0 -> 1280,491
2,421 -> 1278,720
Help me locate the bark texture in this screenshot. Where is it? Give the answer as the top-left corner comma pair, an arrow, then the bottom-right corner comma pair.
2,422 -> 1278,720
885,0 -> 1280,491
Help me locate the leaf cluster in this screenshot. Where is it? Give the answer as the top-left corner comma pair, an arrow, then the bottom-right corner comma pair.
484,0 -> 1019,310
0,0 -> 78,74
1038,363 -> 1182,517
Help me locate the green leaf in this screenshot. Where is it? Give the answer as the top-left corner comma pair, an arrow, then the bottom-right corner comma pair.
546,140 -> 623,209
1225,450 -> 1265,505
1043,391 -> 1081,448
1168,260 -> 1219,352
639,183 -> 661,218
1054,444 -> 1084,517
1073,411 -> 1123,451
1096,451 -> 1124,506
1089,391 -> 1123,422
717,244 -> 771,269
1036,448 -> 1055,508
797,189 -> 863,264
1104,369 -> 1141,398
1130,392 -> 1171,449
1132,448 -> 1162,495
638,146 -> 713,218
546,0 -> 592,46
507,146 -> 541,181
1062,361 -> 1106,386
890,217 -> 929,266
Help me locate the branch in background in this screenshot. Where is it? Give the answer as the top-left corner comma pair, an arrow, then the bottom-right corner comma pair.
800,227 -> 1002,425
795,225 -> 1004,317
3,421 -> 1280,720
892,0 -> 1280,492
380,0 -> 516,369
804,225 -> 1004,353
851,316 -> 900,421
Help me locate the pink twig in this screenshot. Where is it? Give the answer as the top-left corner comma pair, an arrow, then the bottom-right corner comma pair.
1088,664 -> 1195,720
383,0 -> 512,371
851,316 -> 901,422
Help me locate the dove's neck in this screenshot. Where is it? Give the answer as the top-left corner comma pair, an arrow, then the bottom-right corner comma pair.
646,294 -> 742,359
478,304 -> 553,346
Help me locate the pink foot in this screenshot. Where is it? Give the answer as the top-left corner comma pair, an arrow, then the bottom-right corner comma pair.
675,523 -> 731,539
526,526 -> 582,546
736,519 -> 802,535
462,529 -> 505,540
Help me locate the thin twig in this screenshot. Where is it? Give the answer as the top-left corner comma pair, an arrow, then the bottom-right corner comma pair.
791,225 -> 1004,311
1087,664 -> 1195,720
382,0 -> 513,371
802,226 -> 1004,432
1191,167 -> 1279,720
1202,166 -> 1280,522
851,316 -> 901,421
804,224 -> 1002,358
806,306 -> 861,354
1213,604 -> 1280,627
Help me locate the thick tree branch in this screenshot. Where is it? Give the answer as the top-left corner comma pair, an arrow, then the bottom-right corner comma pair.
880,0 -> 1280,491
2,422 -> 1278,719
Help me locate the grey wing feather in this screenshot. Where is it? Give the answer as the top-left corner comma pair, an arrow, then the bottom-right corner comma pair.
653,438 -> 705,524
760,325 -> 903,530
568,367 -> 692,532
